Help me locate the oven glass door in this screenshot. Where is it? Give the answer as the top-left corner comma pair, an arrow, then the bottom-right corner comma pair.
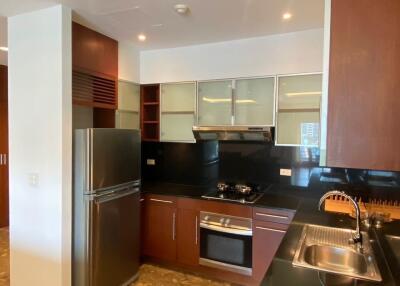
200,226 -> 252,269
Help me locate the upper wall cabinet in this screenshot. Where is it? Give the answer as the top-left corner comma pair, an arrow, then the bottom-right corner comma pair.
197,77 -> 275,126
160,82 -> 196,143
276,74 -> 322,146
72,22 -> 118,78
235,77 -> 275,126
72,22 -> 118,111
116,81 -> 140,130
326,0 -> 400,171
198,80 -> 232,126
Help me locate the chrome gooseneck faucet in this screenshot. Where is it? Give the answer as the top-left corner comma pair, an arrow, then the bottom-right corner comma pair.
318,190 -> 363,245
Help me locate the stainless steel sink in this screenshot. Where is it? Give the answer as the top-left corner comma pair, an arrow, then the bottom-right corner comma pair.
293,224 -> 382,282
385,235 -> 400,265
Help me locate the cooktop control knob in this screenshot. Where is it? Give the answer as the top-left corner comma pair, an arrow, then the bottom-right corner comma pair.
225,218 -> 231,226
204,215 -> 210,221
219,218 -> 225,224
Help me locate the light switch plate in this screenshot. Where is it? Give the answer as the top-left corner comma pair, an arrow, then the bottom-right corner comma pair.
280,168 -> 292,176
146,159 -> 156,166
28,173 -> 39,187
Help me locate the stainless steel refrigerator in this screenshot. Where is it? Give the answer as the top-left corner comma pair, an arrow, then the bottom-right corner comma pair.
73,129 -> 141,286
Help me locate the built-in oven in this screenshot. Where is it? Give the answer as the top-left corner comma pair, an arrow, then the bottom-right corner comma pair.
199,211 -> 252,276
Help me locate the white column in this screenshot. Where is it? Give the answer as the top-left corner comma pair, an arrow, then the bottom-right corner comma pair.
8,5 -> 72,286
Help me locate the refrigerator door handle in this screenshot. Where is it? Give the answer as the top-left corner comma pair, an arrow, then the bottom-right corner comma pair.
93,187 -> 140,203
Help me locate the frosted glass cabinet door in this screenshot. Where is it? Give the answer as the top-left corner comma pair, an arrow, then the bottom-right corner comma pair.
116,81 -> 140,130
118,81 -> 140,111
116,111 -> 140,129
161,114 -> 195,142
160,82 -> 196,142
277,74 -> 322,110
198,80 -> 233,126
161,82 -> 196,112
276,74 -> 322,146
277,112 -> 320,146
235,77 -> 275,126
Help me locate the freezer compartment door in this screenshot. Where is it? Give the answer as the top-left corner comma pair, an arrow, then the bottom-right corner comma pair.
89,187 -> 140,286
91,128 -> 141,191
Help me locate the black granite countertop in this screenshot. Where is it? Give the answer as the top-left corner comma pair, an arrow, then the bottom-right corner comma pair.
262,198 -> 400,286
141,181 -> 301,211
141,181 -> 211,199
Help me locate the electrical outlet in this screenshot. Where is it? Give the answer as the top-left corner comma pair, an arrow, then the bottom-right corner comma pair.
280,168 -> 292,176
146,159 -> 156,166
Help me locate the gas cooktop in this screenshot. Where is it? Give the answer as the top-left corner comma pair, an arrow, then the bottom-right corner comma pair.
201,182 -> 268,204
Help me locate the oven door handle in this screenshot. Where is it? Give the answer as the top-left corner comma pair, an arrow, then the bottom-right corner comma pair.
200,222 -> 252,236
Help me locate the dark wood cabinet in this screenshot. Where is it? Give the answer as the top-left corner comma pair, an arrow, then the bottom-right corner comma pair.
0,65 -> 8,228
253,207 -> 295,225
252,220 -> 288,281
252,207 -> 294,282
72,22 -> 118,78
177,199 -> 200,266
142,196 -> 200,265
141,194 -> 293,285
72,22 -> 118,127
327,0 -> 400,171
142,195 -> 177,262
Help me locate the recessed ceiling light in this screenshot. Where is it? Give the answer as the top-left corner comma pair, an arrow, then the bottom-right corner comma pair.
0,47 -> 8,52
174,4 -> 189,15
151,24 -> 163,27
282,12 -> 292,20
138,34 -> 146,42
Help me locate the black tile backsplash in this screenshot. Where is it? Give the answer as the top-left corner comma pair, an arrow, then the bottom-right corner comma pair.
142,141 -> 219,186
142,141 -> 400,201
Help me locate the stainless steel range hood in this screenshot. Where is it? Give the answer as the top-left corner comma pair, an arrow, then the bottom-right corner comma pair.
192,126 -> 273,142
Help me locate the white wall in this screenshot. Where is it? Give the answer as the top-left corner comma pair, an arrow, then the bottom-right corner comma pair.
8,5 -> 72,286
140,28 -> 324,84
119,41 -> 140,83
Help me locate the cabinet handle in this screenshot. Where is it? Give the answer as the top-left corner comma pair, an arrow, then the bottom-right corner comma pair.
150,198 -> 173,204
195,215 -> 198,245
172,212 -> 176,241
139,198 -> 145,202
0,154 -> 2,165
3,154 -> 6,165
255,212 -> 289,220
255,226 -> 286,233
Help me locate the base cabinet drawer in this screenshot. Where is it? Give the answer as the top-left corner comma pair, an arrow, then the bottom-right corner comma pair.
252,220 -> 288,281
253,207 -> 295,224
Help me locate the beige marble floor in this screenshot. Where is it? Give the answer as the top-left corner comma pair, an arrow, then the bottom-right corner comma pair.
132,264 -> 231,286
0,227 -> 229,286
0,228 -> 9,286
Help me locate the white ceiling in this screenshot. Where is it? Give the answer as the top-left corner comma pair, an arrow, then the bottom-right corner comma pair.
0,0 -> 324,57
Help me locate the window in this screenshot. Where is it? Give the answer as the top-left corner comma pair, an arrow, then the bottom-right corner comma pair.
301,122 -> 319,146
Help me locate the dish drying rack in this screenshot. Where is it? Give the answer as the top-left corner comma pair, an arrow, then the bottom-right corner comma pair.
324,195 -> 400,220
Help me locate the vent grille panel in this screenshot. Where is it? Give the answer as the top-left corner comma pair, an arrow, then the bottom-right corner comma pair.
73,70 -> 117,109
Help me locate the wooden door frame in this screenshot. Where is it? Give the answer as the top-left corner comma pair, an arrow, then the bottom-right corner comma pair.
0,65 -> 8,227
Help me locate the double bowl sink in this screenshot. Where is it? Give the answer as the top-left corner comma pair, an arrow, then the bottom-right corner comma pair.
292,224 -> 382,282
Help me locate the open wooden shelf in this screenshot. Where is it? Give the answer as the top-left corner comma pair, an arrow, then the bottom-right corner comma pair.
141,84 -> 160,142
